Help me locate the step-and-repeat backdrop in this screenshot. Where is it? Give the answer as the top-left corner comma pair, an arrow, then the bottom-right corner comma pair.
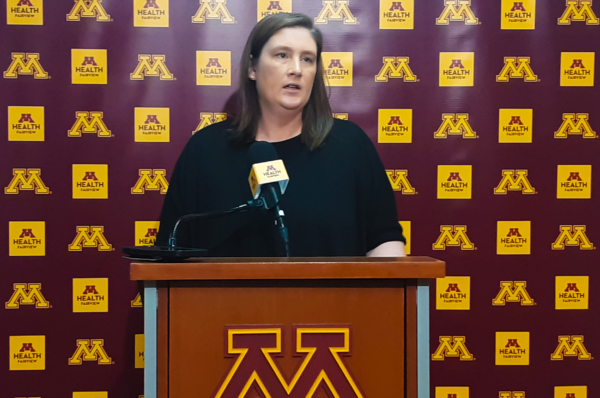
1,0 -> 598,397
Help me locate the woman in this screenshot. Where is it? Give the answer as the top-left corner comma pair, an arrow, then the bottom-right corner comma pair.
156,13 -> 406,257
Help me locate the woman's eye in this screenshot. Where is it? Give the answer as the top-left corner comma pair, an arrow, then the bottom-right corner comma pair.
303,57 -> 314,63
277,53 -> 287,59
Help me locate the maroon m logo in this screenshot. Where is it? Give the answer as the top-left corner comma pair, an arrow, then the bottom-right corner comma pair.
20,229 -> 36,238
83,285 -> 99,294
267,1 -> 282,10
388,116 -> 402,125
206,58 -> 221,67
509,116 -> 523,125
145,115 -> 160,124
82,57 -> 98,66
390,2 -> 405,11
449,59 -> 464,69
447,173 -> 462,181
19,113 -> 35,123
511,2 -> 526,11
83,172 -> 98,181
446,283 -> 461,292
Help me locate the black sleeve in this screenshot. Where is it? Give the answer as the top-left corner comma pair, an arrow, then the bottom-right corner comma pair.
355,126 -> 406,251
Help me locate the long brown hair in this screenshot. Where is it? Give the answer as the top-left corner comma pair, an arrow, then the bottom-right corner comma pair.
232,13 -> 333,150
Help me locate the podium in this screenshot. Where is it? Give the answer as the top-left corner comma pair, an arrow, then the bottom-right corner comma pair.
130,257 -> 445,398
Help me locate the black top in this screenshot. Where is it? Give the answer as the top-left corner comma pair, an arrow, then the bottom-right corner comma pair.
155,119 -> 405,256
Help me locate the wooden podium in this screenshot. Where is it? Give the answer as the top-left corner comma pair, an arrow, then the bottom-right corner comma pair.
131,257 -> 445,398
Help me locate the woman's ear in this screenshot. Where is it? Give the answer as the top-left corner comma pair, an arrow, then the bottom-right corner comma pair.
248,55 -> 256,80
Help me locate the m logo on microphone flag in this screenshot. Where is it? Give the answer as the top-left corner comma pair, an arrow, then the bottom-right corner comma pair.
555,386 -> 588,398
499,109 -> 533,142
436,276 -> 470,310
9,221 -> 45,256
555,113 -> 597,138
249,160 -> 289,199
501,0 -> 536,29
496,332 -> 530,365
73,278 -> 108,312
192,0 -> 235,23
379,109 -> 412,143
557,165 -> 591,199
435,387 -> 469,398
258,0 -> 291,21
7,0 -> 43,25
6,283 -> 50,309
436,0 -> 478,25
4,53 -> 49,79
134,0 -> 169,27
8,106 -> 45,141
71,49 -> 107,84
561,52 -> 595,87
322,52 -> 353,86
132,169 -> 169,194
556,276 -> 589,309
72,164 -> 108,199
135,221 -> 160,246
437,165 -> 472,199
196,51 -> 231,86
195,112 -> 227,133
135,108 -> 170,142
439,52 -> 475,86
558,0 -> 599,25
497,221 -> 531,254
10,335 -> 45,370
67,0 -> 111,21
315,0 -> 357,24
380,0 -> 414,29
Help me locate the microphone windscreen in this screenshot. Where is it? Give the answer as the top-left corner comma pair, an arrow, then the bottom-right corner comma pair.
248,141 -> 279,164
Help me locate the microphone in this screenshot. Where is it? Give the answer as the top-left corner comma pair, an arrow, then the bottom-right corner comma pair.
247,142 -> 291,256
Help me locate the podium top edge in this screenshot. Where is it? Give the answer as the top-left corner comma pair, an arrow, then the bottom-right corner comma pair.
130,256 -> 446,281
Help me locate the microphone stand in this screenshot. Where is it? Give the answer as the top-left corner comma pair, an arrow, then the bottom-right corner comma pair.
273,204 -> 290,257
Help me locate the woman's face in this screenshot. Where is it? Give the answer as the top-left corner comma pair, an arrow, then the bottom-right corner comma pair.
249,27 -> 318,113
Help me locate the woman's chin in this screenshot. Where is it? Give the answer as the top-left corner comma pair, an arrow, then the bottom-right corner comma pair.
278,100 -> 306,112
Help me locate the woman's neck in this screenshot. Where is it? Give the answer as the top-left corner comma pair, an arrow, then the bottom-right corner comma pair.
255,107 -> 303,143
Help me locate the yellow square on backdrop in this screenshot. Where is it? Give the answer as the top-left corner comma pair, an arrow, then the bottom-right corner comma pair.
8,106 -> 45,141
10,335 -> 45,370
498,109 -> 533,143
380,0 -> 414,29
135,334 -> 145,368
73,393 -> 108,398
134,0 -> 169,27
71,49 -> 107,85
556,276 -> 589,310
9,221 -> 45,256
258,0 -> 292,21
72,164 -> 108,199
496,331 -> 530,365
135,221 -> 160,246
7,0 -> 43,25
501,0 -> 536,30
399,221 -> 411,254
437,165 -> 472,199
439,52 -> 474,87
378,109 -> 412,143
561,52 -> 595,87
73,278 -> 109,313
435,386 -> 469,398
436,276 -> 470,310
497,221 -> 531,255
555,386 -> 586,398
322,52 -> 353,87
196,51 -> 231,86
135,108 -> 170,142
557,165 -> 591,199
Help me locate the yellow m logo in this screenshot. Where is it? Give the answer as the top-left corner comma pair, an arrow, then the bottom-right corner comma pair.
552,225 -> 594,250
5,169 -> 50,194
492,281 -> 535,306
4,53 -> 49,79
551,336 -> 592,360
5,283 -> 50,309
433,225 -> 475,250
555,113 -> 597,138
494,170 -> 536,194
431,336 -> 474,360
131,169 -> 169,194
434,113 -> 476,138
192,0 -> 234,23
375,57 -> 417,82
496,57 -> 538,82
386,170 -> 416,194
68,111 -> 111,137
558,0 -> 599,25
69,339 -> 112,365
315,0 -> 357,24
499,393 -> 525,398
436,0 -> 479,25
130,55 -> 174,80
131,292 -> 143,307
194,112 -> 227,133
69,226 -> 112,251
66,0 -> 111,22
